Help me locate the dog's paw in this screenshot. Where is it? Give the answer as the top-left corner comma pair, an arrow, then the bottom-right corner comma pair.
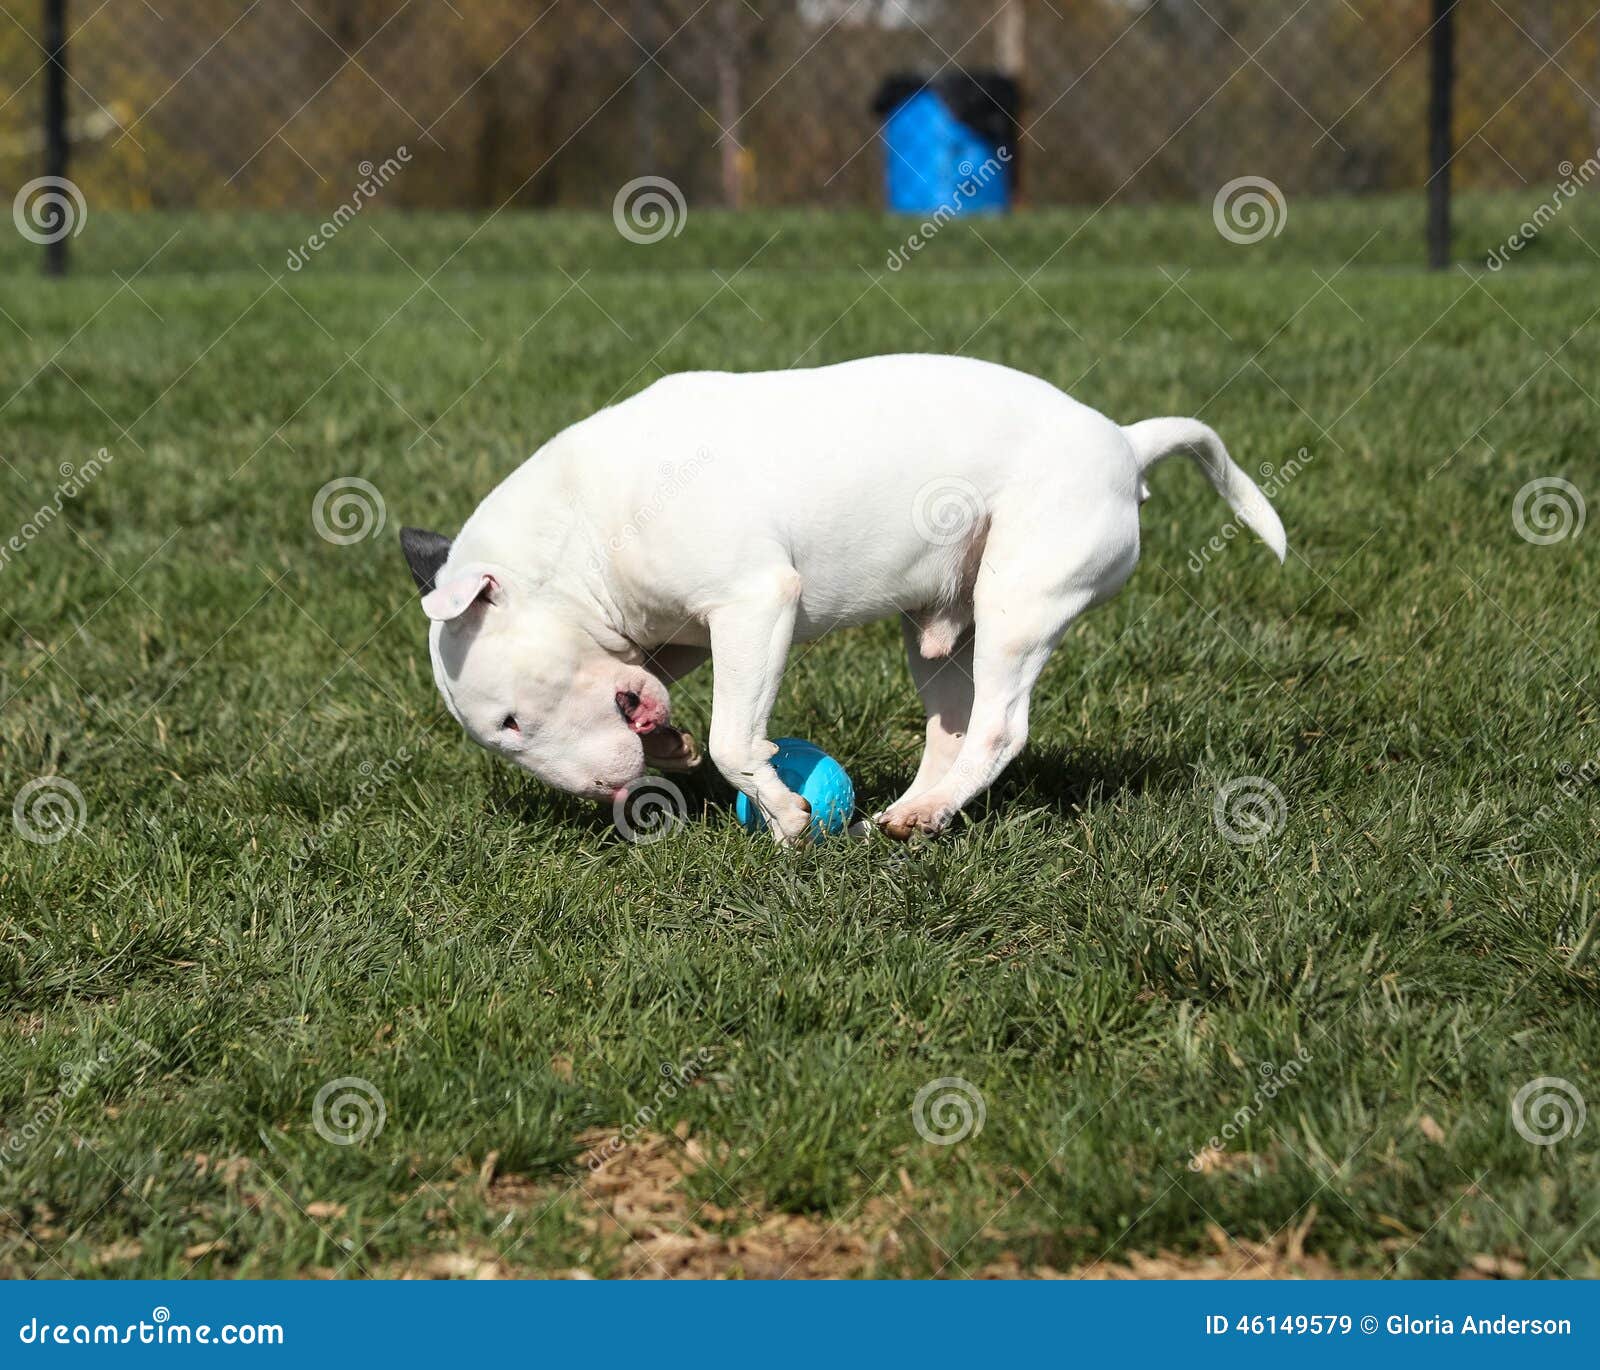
769,793 -> 814,847
873,798 -> 954,841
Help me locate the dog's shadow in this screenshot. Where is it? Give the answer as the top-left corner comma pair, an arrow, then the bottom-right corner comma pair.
991,742 -> 1189,813
853,740 -> 1194,823
483,762 -> 733,839
488,734 -> 1273,839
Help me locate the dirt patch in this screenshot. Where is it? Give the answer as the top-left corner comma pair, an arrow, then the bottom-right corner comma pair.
517,1126 -> 904,1279
403,1126 -> 1357,1280
1070,1216 -> 1347,1280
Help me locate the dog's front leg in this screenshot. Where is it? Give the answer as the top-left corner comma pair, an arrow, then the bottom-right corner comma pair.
705,568 -> 811,845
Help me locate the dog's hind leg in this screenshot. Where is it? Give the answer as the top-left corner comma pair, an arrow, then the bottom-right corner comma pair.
877,584 -> 1096,840
888,616 -> 974,809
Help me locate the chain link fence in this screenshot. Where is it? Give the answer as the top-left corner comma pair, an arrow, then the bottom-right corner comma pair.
1,0 -> 1597,272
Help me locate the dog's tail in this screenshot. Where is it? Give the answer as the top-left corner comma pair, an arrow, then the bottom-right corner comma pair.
1122,417 -> 1287,562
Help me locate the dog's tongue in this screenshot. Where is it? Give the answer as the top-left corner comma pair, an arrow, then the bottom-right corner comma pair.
640,724 -> 701,771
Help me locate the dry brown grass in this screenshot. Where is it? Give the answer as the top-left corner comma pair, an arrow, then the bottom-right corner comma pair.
376,1129 -> 1360,1280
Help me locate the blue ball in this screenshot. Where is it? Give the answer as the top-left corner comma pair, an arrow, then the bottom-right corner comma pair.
735,737 -> 855,838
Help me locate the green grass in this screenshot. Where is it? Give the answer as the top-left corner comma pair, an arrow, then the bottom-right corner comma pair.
2,198 -> 1597,1279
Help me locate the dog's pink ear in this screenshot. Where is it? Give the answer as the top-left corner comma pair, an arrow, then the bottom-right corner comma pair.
421,572 -> 496,622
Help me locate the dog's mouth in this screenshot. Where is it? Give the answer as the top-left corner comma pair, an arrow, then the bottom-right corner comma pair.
615,685 -> 701,771
616,688 -> 701,771
615,687 -> 666,731
639,724 -> 700,770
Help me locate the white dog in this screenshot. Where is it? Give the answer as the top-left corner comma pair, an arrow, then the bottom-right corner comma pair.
400,354 -> 1285,842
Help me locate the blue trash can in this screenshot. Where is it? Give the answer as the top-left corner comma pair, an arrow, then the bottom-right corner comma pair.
873,71 -> 1018,216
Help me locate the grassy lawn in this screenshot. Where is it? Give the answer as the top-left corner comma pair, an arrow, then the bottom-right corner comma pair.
2,197 -> 1597,1279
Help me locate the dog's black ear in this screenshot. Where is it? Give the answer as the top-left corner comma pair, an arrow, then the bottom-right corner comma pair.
399,527 -> 452,594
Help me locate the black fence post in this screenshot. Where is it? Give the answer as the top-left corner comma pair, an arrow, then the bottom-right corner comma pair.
1427,0 -> 1456,270
632,0 -> 659,175
43,0 -> 69,277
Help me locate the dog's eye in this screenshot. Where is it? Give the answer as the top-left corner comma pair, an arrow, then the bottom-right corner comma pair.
500,714 -> 520,734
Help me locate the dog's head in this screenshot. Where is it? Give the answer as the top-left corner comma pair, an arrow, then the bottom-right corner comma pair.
399,527 -> 672,801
